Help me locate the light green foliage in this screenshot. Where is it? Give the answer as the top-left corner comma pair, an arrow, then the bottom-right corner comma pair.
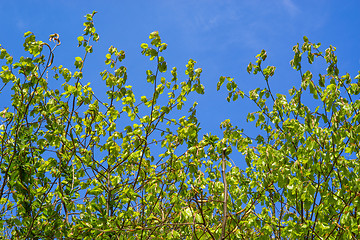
0,11 -> 359,239
218,36 -> 360,239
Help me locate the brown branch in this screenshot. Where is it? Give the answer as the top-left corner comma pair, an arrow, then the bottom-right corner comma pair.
220,147 -> 228,240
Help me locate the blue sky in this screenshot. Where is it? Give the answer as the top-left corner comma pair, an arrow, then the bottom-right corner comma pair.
1,0 -> 360,167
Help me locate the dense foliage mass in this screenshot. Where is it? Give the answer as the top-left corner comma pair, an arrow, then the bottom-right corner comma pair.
0,11 -> 360,239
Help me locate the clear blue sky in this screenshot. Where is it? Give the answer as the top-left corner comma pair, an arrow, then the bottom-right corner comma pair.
1,0 -> 360,166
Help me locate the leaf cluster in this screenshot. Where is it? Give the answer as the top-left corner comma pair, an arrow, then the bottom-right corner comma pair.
0,11 -> 360,239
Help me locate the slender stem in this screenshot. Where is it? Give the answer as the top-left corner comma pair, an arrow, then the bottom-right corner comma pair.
220,148 -> 228,240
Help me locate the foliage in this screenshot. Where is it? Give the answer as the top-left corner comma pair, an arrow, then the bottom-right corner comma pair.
0,11 -> 360,239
